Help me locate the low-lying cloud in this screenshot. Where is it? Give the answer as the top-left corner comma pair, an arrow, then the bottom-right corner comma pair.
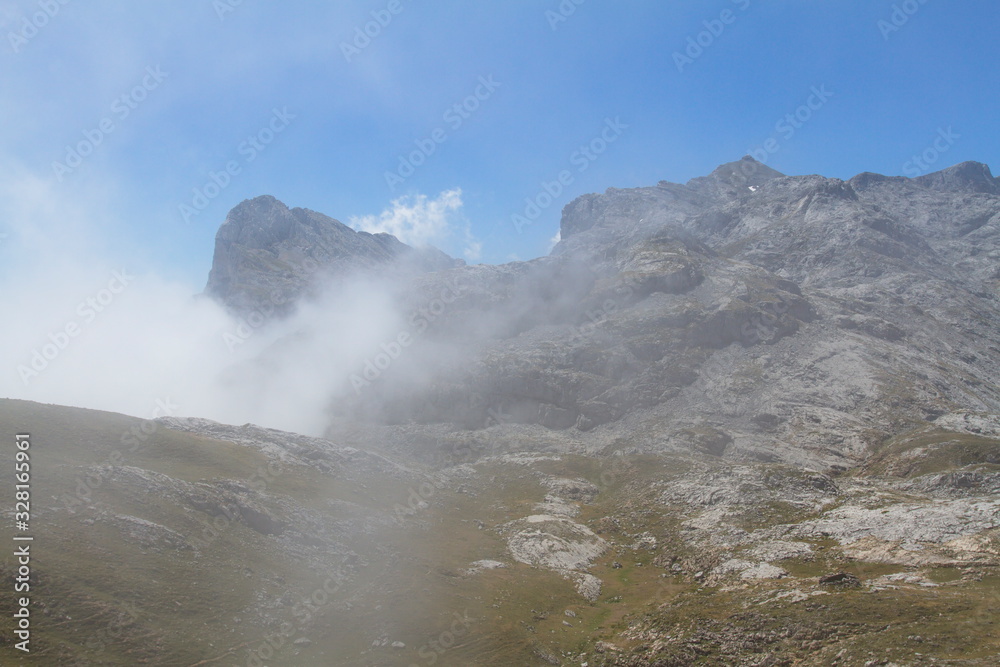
0,163 -> 453,437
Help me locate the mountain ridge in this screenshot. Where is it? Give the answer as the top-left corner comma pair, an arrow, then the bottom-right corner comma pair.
3,158 -> 999,665
201,157 -> 1000,474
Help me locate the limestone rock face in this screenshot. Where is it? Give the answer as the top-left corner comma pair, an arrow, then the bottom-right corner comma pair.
914,160 -> 1000,195
206,158 -> 1000,472
205,195 -> 460,314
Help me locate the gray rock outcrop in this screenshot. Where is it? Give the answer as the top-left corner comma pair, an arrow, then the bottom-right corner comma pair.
205,195 -> 461,315
205,158 -> 1000,472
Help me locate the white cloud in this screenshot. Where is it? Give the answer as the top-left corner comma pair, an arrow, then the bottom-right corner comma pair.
548,229 -> 561,252
350,188 -> 482,262
0,2 -> 20,31
350,188 -> 461,247
0,157 -> 410,436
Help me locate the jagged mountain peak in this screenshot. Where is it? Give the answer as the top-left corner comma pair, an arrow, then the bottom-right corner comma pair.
215,195 -> 352,248
916,160 -> 998,194
687,155 -> 786,193
201,158 -> 1000,467
11,158 -> 1000,665
557,158 -> 784,244
205,196 -> 461,314
335,156 -> 999,467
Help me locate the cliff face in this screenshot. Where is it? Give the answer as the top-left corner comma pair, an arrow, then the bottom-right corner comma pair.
204,159 -> 1000,471
205,195 -> 460,314
349,158 -> 1000,469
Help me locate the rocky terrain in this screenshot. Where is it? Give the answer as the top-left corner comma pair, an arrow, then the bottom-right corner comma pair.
2,398 -> 997,665
209,157 -> 1000,472
2,158 -> 998,664
205,194 -> 461,316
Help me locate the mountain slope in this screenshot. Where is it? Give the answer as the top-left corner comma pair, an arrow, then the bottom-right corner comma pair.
3,398 -> 998,665
52,157 -> 992,664
247,157 -> 999,474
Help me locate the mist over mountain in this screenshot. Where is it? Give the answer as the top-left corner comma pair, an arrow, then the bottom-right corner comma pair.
3,158 -> 999,665
208,156 -> 1000,471
205,194 -> 462,316
6,0 -> 1000,661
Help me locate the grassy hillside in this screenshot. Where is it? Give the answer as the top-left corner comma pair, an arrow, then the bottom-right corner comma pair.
0,399 -> 997,665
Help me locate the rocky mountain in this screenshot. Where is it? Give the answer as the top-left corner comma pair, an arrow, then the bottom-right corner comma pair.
4,159 -> 997,665
272,156 -> 998,473
205,194 -> 461,315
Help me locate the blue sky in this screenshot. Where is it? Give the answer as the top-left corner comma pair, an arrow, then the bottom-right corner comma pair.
1,0 -> 998,285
